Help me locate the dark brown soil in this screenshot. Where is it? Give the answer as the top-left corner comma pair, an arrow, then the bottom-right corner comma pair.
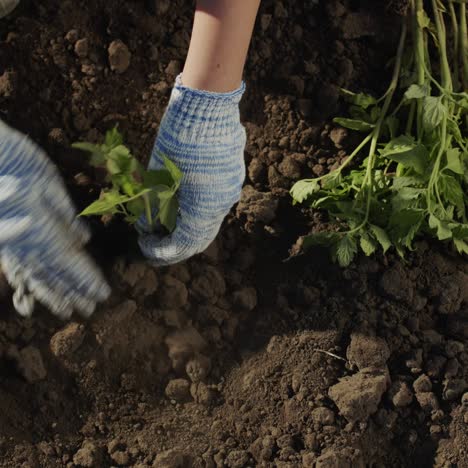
1,1 -> 467,467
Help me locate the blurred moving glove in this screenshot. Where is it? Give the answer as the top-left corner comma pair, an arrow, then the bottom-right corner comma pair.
0,0 -> 19,18
0,120 -> 110,318
138,75 -> 246,265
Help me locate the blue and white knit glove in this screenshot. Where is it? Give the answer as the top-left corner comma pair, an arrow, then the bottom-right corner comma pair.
138,75 -> 246,265
0,120 -> 110,318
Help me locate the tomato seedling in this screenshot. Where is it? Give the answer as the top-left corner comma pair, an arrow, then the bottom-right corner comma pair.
73,127 -> 182,232
291,0 -> 468,266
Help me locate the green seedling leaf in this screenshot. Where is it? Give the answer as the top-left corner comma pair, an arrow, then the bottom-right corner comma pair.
453,238 -> 468,255
429,214 -> 453,240
144,169 -> 175,189
445,148 -> 464,175
390,209 -> 425,249
369,225 -> 392,253
72,142 -> 106,167
80,191 -> 127,216
322,172 -> 343,190
163,155 -> 183,186
439,174 -> 465,212
380,136 -> 428,174
333,118 -> 375,132
360,233 -> 377,256
290,179 -> 320,203
453,223 -> 468,237
340,88 -> 377,109
155,190 -> 179,232
111,173 -> 143,195
422,96 -> 447,133
404,84 -> 429,100
392,176 -> 426,190
104,126 -> 124,149
391,187 -> 425,211
334,235 -> 357,267
76,128 -> 182,233
126,198 -> 145,218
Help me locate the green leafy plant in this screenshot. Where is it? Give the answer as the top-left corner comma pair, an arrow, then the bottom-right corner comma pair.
73,127 -> 182,232
291,0 -> 468,266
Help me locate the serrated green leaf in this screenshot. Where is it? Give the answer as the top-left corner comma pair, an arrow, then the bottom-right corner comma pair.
429,214 -> 453,240
360,233 -> 377,256
380,135 -> 428,174
290,179 -> 321,203
391,187 -> 425,211
369,225 -> 392,253
404,84 -> 429,100
392,176 -> 425,190
453,224 -> 468,239
322,172 -> 343,189
445,148 -> 464,175
340,88 -> 377,109
335,235 -> 357,267
104,127 -> 124,149
389,209 -> 425,248
333,117 -> 375,132
453,238 -> 468,254
439,174 -> 465,212
422,96 -> 447,133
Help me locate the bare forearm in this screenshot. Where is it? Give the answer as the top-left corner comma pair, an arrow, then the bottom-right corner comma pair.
182,0 -> 260,92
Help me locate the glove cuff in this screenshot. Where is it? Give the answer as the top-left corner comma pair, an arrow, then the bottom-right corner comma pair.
174,74 -> 245,104
158,74 -> 245,143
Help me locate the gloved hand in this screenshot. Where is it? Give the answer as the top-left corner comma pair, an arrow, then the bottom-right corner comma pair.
0,120 -> 110,318
138,75 -> 246,265
0,0 -> 19,18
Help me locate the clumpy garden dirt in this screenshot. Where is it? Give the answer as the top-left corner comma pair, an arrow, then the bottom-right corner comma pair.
0,1 -> 467,467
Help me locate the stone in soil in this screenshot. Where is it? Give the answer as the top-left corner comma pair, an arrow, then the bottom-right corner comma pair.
108,39 -> 131,73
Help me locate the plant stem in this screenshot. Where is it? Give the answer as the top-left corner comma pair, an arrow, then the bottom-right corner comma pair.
448,0 -> 460,88
143,193 -> 154,230
406,100 -> 416,135
432,0 -> 453,90
459,2 -> 468,91
414,0 -> 427,141
349,19 -> 408,235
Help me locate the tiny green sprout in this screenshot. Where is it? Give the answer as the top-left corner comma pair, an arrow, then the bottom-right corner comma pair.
72,127 -> 182,233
